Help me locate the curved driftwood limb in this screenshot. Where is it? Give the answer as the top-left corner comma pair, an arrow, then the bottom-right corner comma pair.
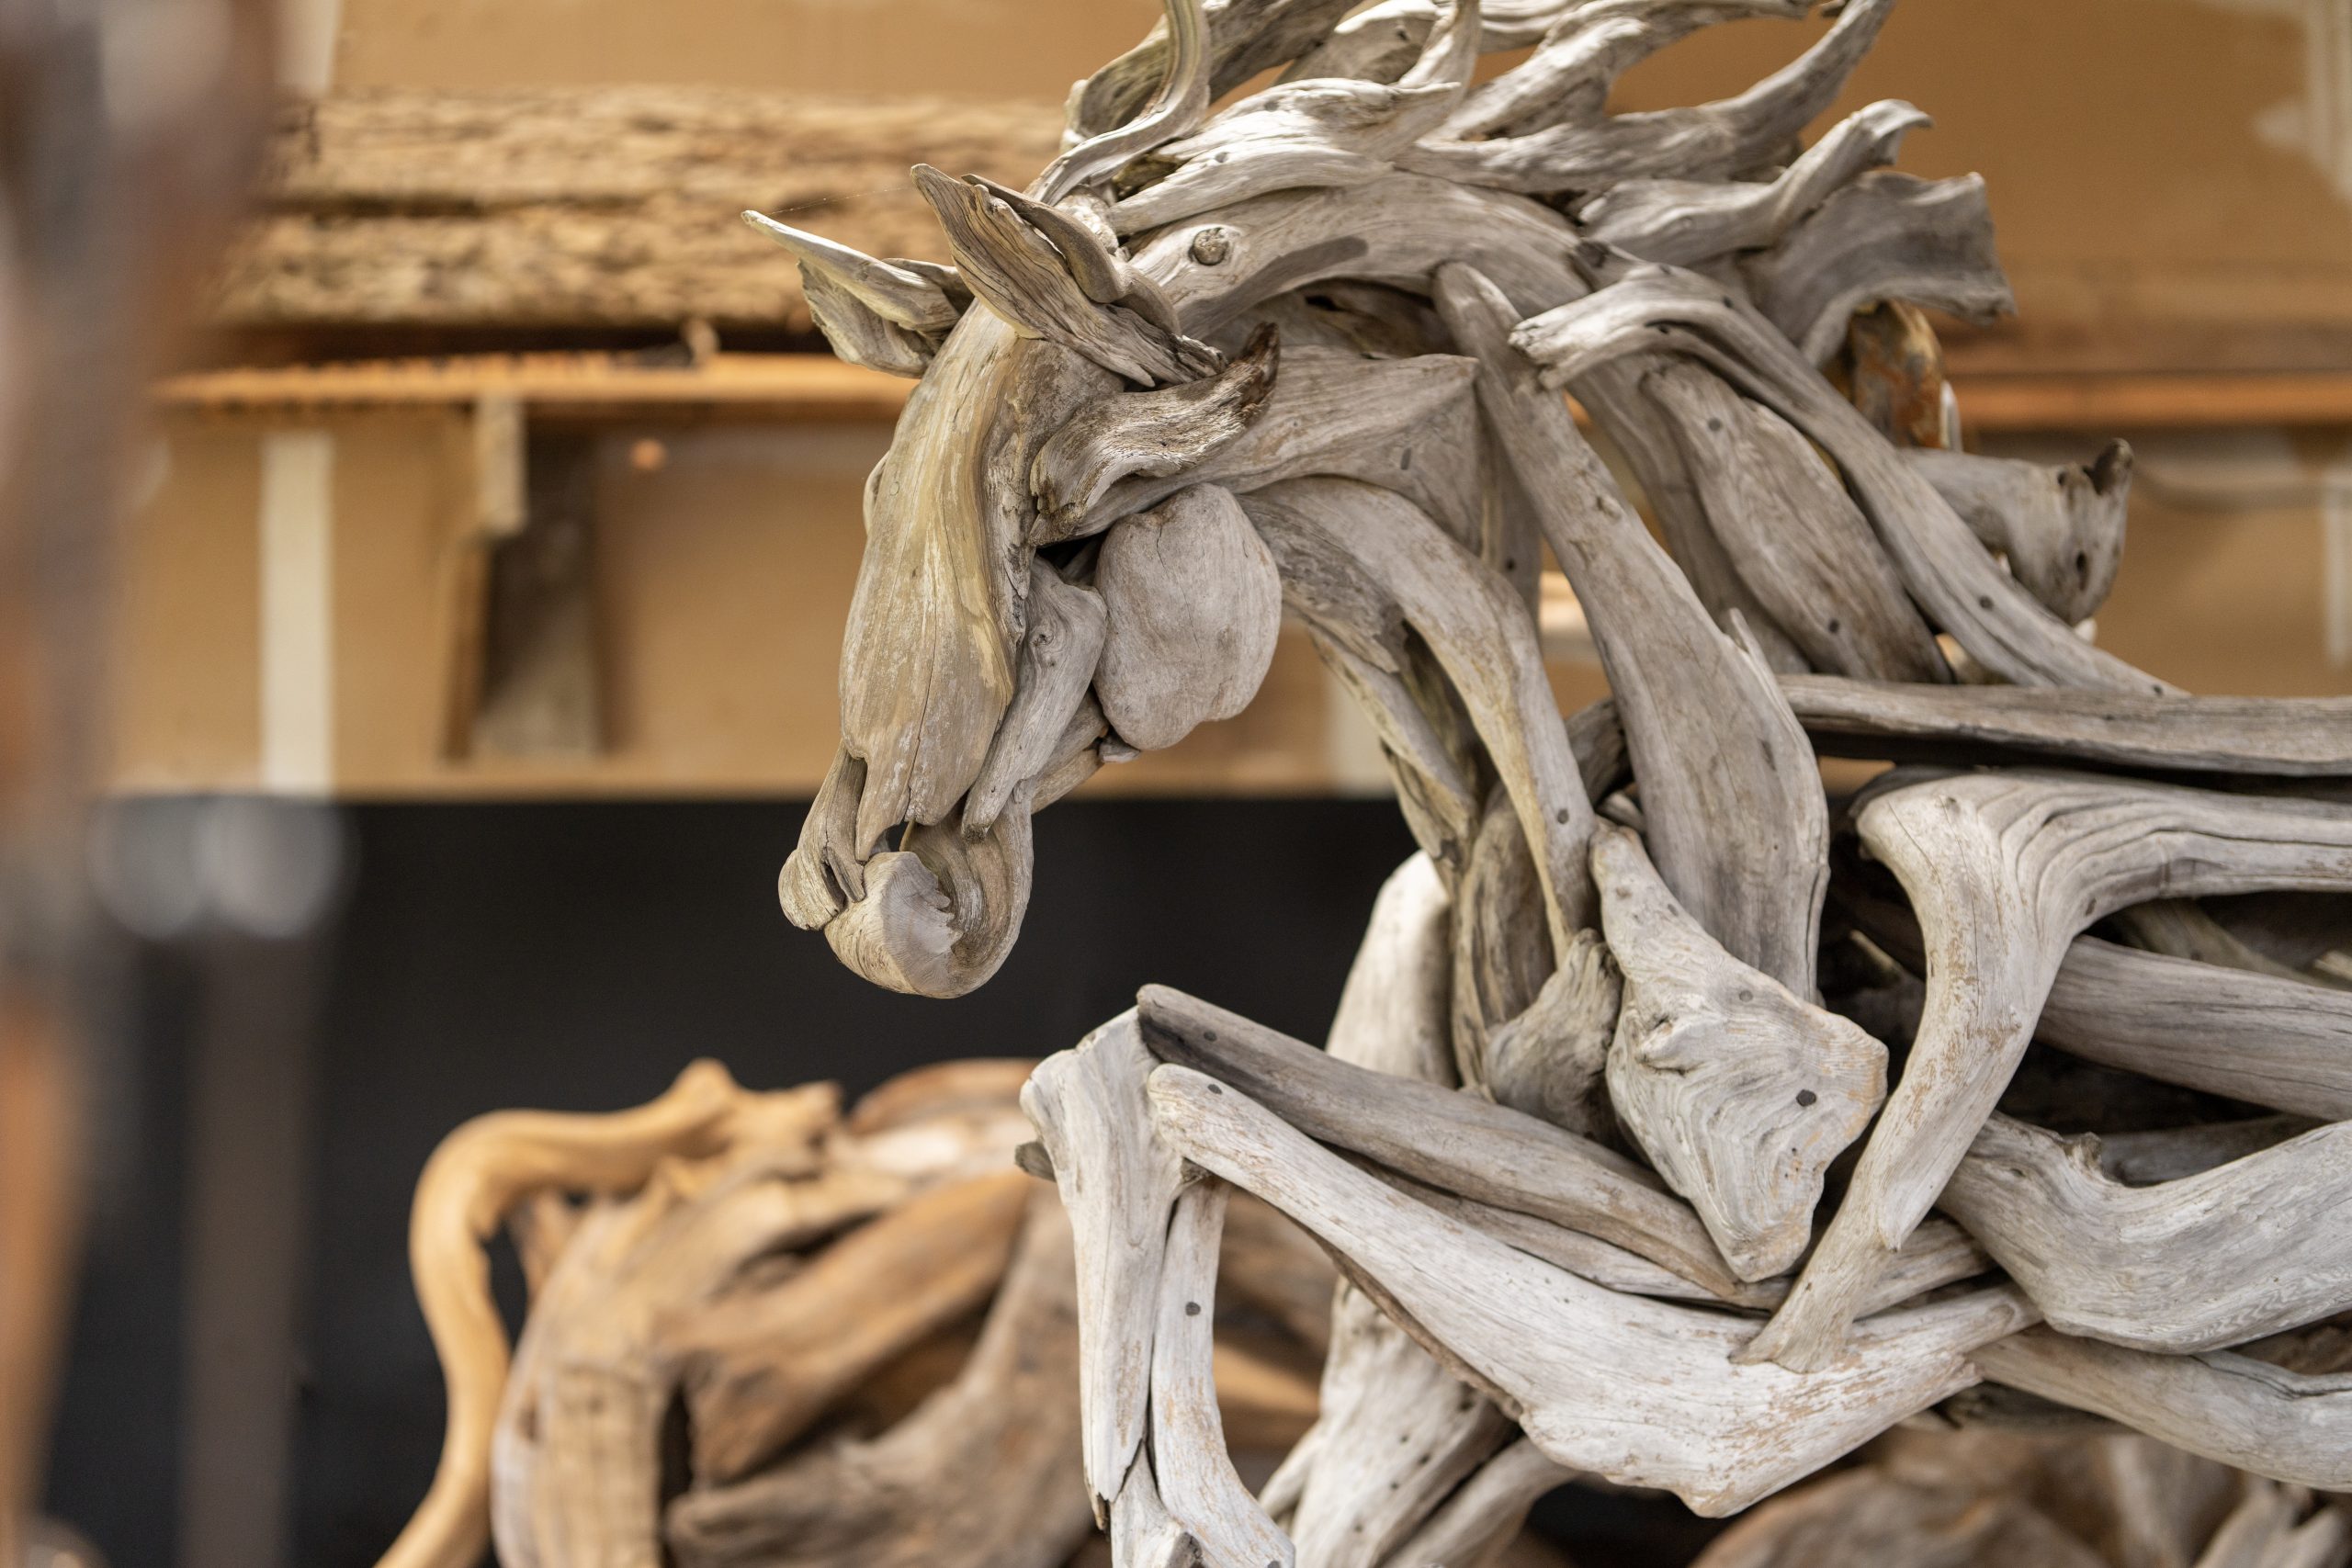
1094,484 -> 1284,751
2109,899 -> 2324,986
1109,0 -> 1477,234
738,212 -> 966,377
1071,0 -> 1362,145
1070,349 -> 1480,543
1146,1063 -> 2037,1516
1327,853 -> 1457,1088
1028,326 -> 1279,536
1133,173 -> 1586,334
1288,1292 -> 1515,1567
965,563 -> 1111,836
1280,853 -> 1515,1565
1439,262 -> 1826,992
1511,262 -> 2171,694
1240,478 -> 1600,954
1446,795 -> 1571,1103
1642,364 -> 1949,682
662,1192 -> 1091,1568
1580,98 -> 1929,267
1148,1180 -> 1295,1568
1579,358 -> 1815,673
1307,635 -> 1483,873
1137,984 -> 1744,1301
1905,444 -> 2133,626
384,1061 -> 753,1568
915,165 -> 1223,386
1020,1011 -> 1193,1518
1743,173 -> 2015,367
1594,823 -> 1886,1281
1748,771 -> 2352,1371
1282,0 -> 1441,84
1378,1438 -> 1570,1568
1038,0 -> 1213,203
1779,677 -> 2352,776
1975,1330 -> 2352,1493
1940,1113 -> 2352,1354
1445,0 -> 1813,142
2035,940 -> 2352,1122
1404,0 -> 1892,194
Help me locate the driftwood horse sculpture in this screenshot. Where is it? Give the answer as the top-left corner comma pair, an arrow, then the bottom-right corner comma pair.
764,0 -> 2352,1560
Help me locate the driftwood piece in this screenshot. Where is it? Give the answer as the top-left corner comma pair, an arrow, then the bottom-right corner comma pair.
1742,173 -> 2015,367
1974,1330 -> 2352,1493
1940,1113 -> 2352,1354
1146,1062 -> 2036,1515
1780,677 -> 2352,777
1021,1012 -> 1193,1517
1438,264 -> 1826,993
1643,366 -> 1948,682
1594,823 -> 1886,1281
1095,484 -> 1283,751
1579,99 -> 1930,267
1510,263 -> 2171,695
1404,0 -> 1894,194
1906,444 -> 2134,626
1752,772 -> 2352,1371
1136,984 -> 1740,1297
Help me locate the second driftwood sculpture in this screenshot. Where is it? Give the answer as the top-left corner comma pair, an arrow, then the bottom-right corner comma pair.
766,0 -> 2352,1560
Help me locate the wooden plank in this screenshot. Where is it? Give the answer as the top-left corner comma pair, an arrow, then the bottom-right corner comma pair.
214,89 -> 1060,334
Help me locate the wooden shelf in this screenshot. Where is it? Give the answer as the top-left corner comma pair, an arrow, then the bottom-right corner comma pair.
157,355 -> 2352,435
154,352 -> 913,422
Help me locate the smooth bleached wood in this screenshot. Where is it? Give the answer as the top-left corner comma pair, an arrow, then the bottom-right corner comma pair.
1021,1011 -> 1193,1517
1146,1064 -> 2037,1516
1906,444 -> 2133,626
1136,984 -> 1741,1298
1941,1113 -> 2352,1354
1094,484 -> 1283,751
1438,263 -> 1827,996
1750,771 -> 2352,1371
1595,823 -> 1886,1281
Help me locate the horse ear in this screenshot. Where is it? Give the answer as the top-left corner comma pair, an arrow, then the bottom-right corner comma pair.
911,164 -> 1222,387
742,210 -> 968,378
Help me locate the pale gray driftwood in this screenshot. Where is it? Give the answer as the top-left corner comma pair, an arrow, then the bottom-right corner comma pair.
1905,444 -> 2133,626
1443,0 -> 1813,141
1751,771 -> 2352,1371
1437,263 -> 1826,994
1975,1331 -> 2352,1493
1780,676 -> 2352,776
1020,1011 -> 1193,1517
1510,263 -> 2172,695
1579,99 -> 1930,268
1134,983 -> 1739,1298
1642,364 -> 1948,682
1940,1113 -> 2352,1354
1742,173 -> 2015,367
1146,1063 -> 2038,1516
1594,822 -> 1886,1281
1094,484 -> 1283,752
1404,0 -> 1894,194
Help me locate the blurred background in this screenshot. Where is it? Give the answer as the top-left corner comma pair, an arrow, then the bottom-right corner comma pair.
38,0 -> 2352,1564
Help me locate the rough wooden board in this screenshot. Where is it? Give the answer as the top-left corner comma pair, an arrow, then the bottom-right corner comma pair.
213,90 -> 1061,332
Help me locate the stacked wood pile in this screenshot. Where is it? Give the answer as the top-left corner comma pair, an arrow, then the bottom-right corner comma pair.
212,90 -> 1060,335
